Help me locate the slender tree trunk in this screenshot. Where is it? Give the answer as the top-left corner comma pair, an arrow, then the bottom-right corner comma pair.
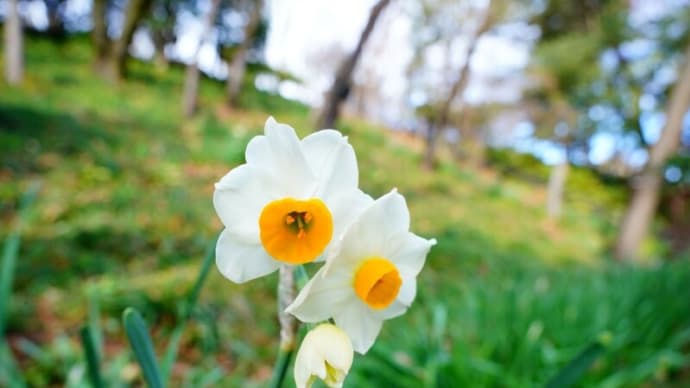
547,156 -> 569,218
422,3 -> 492,170
92,0 -> 109,69
151,0 -> 176,72
615,44 -> 690,260
422,121 -> 438,170
152,31 -> 169,71
4,0 -> 23,85
182,0 -> 222,118
45,0 -> 66,38
105,0 -> 153,82
314,0 -> 391,130
226,0 -> 263,107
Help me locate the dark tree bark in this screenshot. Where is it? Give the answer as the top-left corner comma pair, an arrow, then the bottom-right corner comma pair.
4,0 -> 23,85
226,0 -> 263,107
314,0 -> 391,130
182,0 -> 222,118
152,30 -> 169,70
92,0 -> 109,68
615,44 -> 690,261
151,0 -> 177,71
423,6 -> 492,170
104,0 -> 153,82
45,0 -> 66,37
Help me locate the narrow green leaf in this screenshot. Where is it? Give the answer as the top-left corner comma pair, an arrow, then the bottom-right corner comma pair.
160,325 -> 185,384
160,243 -> 215,383
0,343 -> 27,388
545,341 -> 606,388
268,345 -> 294,388
197,367 -> 224,387
123,308 -> 164,388
80,326 -> 104,388
87,291 -> 103,357
0,183 -> 38,388
0,182 -> 40,338
181,243 -> 215,320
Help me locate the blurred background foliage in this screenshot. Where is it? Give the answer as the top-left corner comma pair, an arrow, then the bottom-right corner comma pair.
1,0 -> 690,386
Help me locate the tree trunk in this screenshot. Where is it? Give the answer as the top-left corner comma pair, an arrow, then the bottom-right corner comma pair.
105,0 -> 153,82
4,0 -> 23,85
314,0 -> 391,130
547,157 -> 569,218
151,0 -> 176,72
152,31 -> 169,71
226,0 -> 263,107
422,121 -> 438,170
615,44 -> 690,261
92,0 -> 109,69
45,0 -> 66,38
422,3 -> 492,170
182,0 -> 222,118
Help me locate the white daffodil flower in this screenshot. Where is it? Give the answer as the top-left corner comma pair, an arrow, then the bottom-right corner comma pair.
294,323 -> 353,388
213,117 -> 372,283
287,190 -> 436,354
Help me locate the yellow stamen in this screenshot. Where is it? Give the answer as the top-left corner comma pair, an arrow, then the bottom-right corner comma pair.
259,198 -> 333,264
353,257 -> 402,309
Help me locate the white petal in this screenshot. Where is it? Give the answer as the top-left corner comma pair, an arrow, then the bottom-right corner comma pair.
398,276 -> 417,305
385,232 -> 436,278
333,302 -> 383,354
213,164 -> 274,240
301,130 -> 358,200
336,190 -> 410,263
286,266 -> 353,323
245,117 -> 315,197
215,228 -> 279,283
322,189 -> 373,259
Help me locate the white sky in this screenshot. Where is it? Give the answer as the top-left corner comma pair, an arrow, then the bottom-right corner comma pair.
265,0 -> 387,106
263,0 -> 536,124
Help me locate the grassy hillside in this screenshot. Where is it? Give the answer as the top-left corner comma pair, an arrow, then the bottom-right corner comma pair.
1,36 -> 689,387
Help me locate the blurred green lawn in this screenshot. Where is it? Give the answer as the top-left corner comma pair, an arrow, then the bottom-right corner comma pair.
1,36 -> 689,387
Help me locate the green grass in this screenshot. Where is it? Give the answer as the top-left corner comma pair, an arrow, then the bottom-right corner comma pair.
1,35 -> 688,387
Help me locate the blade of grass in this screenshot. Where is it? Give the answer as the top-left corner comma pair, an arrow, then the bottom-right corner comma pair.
544,340 -> 606,388
181,243 -> 216,320
0,183 -> 39,388
0,182 -> 40,337
80,326 -> 104,388
160,243 -> 215,384
197,367 -> 224,387
1,343 -> 27,388
87,290 -> 103,357
160,325 -> 185,384
123,307 -> 164,388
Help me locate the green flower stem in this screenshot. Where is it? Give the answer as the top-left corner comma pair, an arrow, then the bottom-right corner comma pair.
270,265 -> 299,388
295,265 -> 309,289
268,344 -> 295,388
294,266 -> 316,331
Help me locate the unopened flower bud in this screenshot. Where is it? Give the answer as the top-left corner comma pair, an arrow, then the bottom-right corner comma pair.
294,324 -> 353,388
